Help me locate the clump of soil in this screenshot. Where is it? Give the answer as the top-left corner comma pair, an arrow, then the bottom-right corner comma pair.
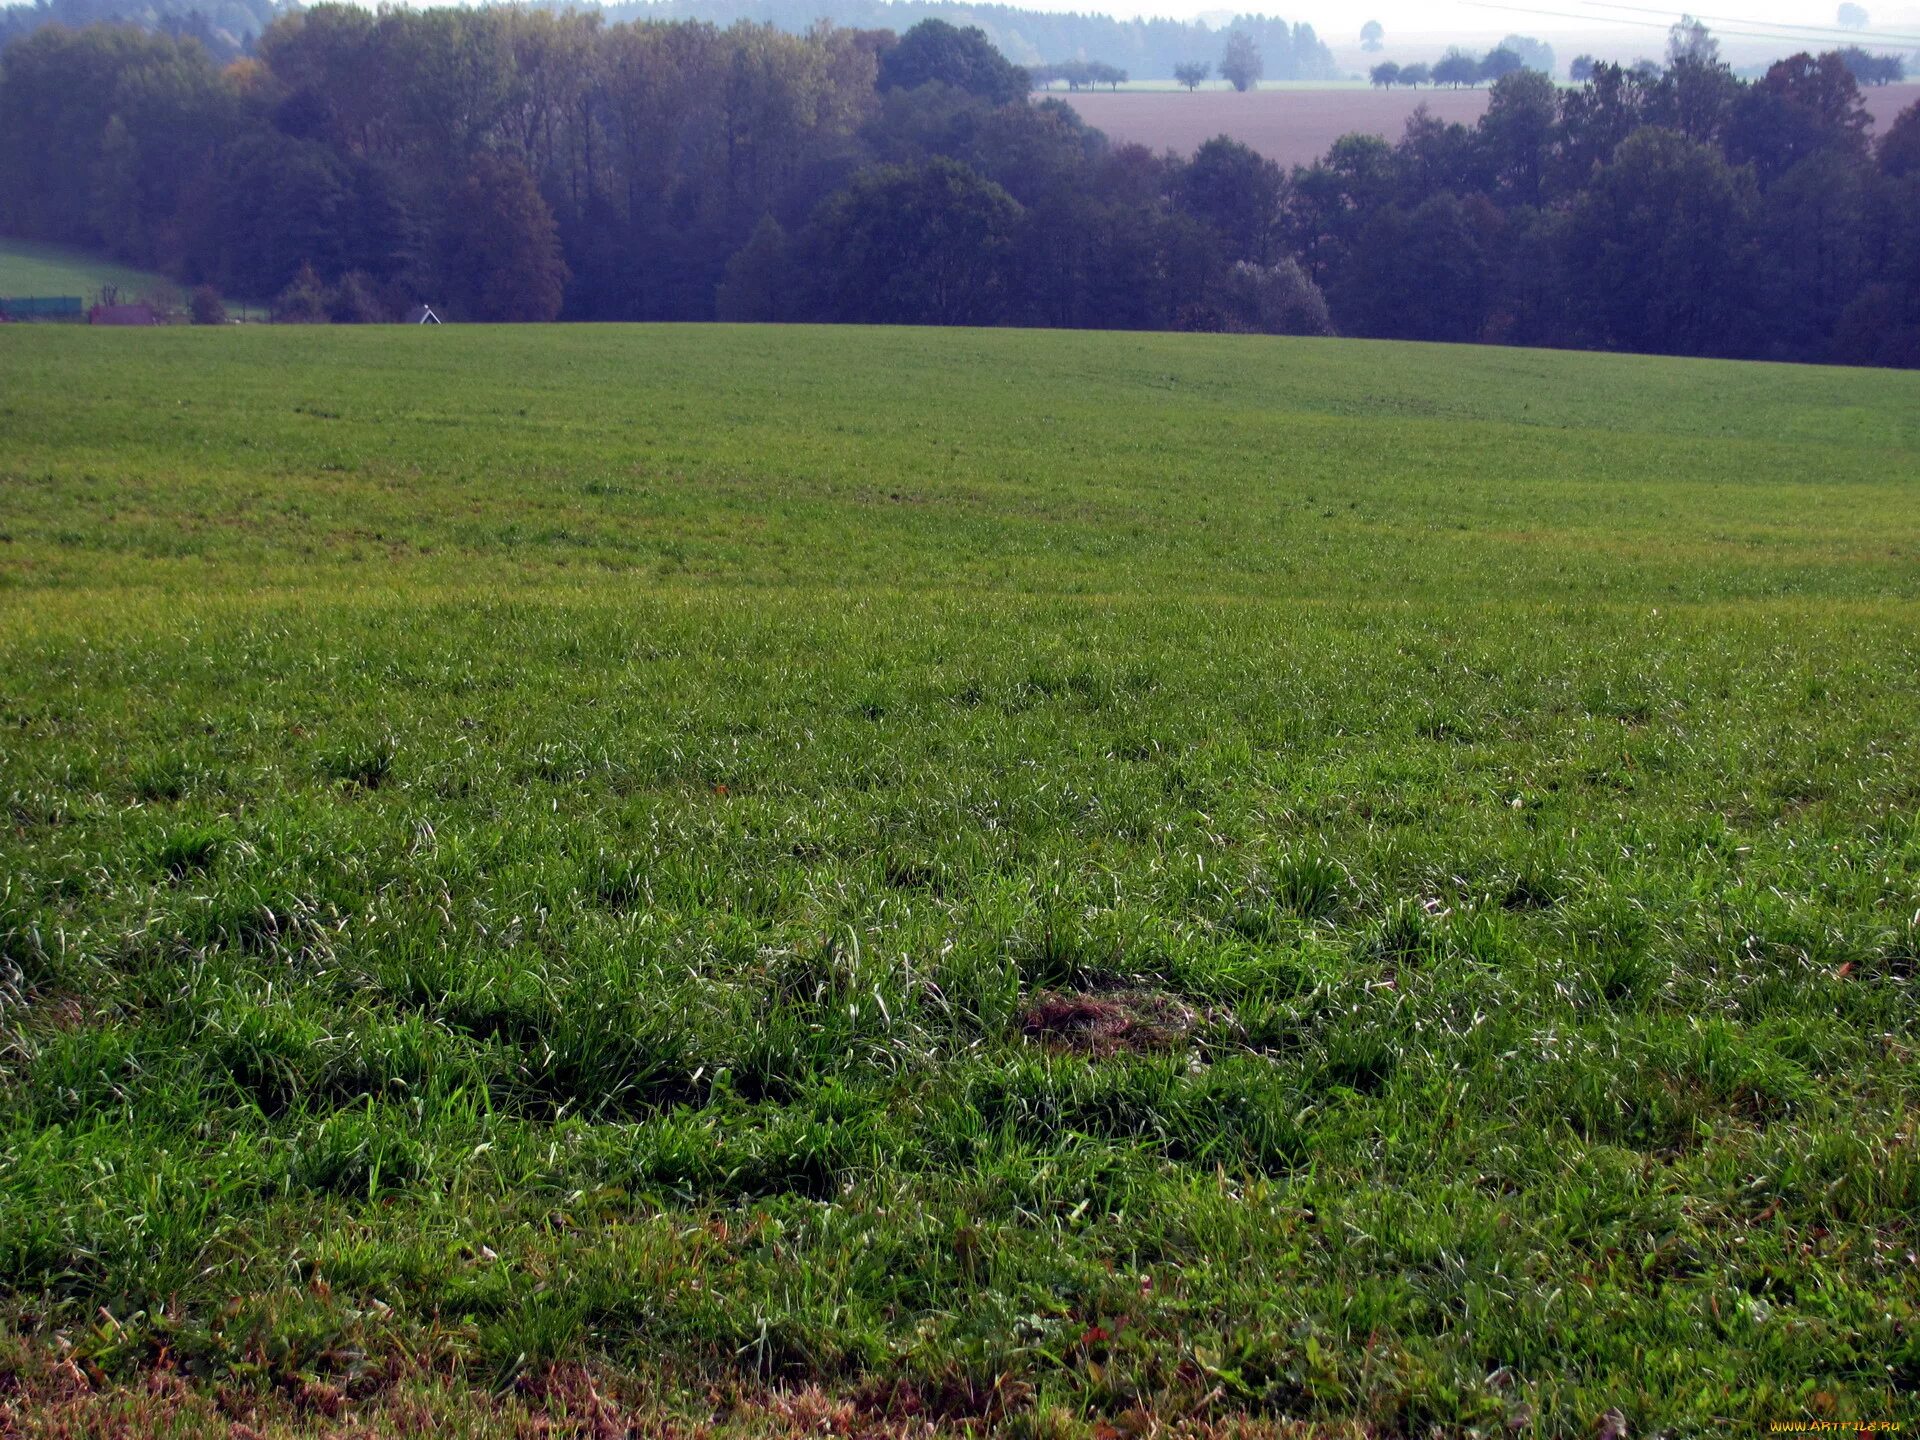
1019,989 -> 1198,1056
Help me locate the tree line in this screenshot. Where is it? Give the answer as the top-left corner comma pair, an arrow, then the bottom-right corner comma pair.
1371,41 -> 1551,91
0,5 -> 1916,366
597,0 -> 1339,82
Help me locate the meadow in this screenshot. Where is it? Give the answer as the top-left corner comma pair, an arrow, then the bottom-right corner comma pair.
0,240 -> 178,305
1,324 -> 1918,1436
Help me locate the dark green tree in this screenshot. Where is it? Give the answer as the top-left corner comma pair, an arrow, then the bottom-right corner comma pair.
1180,135 -> 1286,265
214,132 -> 352,298
440,152 -> 568,321
1563,127 -> 1758,355
1728,51 -> 1870,183
1478,69 -> 1556,204
189,284 -> 227,324
876,19 -> 1027,105
272,260 -> 332,322
716,213 -> 792,321
1881,98 -> 1920,176
798,156 -> 1021,325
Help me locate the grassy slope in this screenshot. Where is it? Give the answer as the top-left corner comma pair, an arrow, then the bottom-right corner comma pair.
0,325 -> 1917,1436
0,239 -> 175,303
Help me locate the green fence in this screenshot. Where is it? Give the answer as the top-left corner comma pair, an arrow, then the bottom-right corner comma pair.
0,295 -> 84,319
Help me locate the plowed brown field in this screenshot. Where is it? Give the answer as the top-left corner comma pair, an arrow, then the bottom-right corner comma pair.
1064,80 -> 1920,167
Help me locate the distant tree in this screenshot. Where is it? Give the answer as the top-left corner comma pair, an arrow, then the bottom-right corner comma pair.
1631,57 -> 1664,81
1479,47 -> 1524,83
1221,30 -> 1263,91
1370,61 -> 1402,88
215,133 -> 351,299
1433,49 -> 1481,87
1361,20 -> 1384,53
1498,35 -> 1556,74
139,277 -> 182,318
1174,60 -> 1210,91
1086,61 -> 1126,89
1284,131 -> 1394,282
1222,258 -> 1333,333
329,269 -> 388,323
1832,283 -> 1920,367
189,284 -> 226,325
1565,127 -> 1759,355
1395,103 -> 1478,199
1754,146 -> 1875,355
1837,3 -> 1868,28
1570,54 -> 1597,81
716,214 -> 791,322
1335,191 -> 1498,342
272,261 -> 331,323
878,19 -> 1029,104
1480,69 -> 1558,204
441,153 -> 568,323
1667,16 -> 1718,66
1882,97 -> 1920,175
1181,134 -> 1286,263
1836,46 -> 1904,85
797,156 -> 1021,326
1730,50 -> 1872,181
1399,61 -> 1430,87
1653,54 -> 1744,144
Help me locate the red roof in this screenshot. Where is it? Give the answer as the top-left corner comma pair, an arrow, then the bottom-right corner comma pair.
89,303 -> 159,326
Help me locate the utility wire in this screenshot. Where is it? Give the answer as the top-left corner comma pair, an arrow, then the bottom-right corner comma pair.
1461,0 -> 1917,51
1579,1 -> 1920,44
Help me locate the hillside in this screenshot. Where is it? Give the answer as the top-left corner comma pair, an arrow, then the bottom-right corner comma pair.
0,239 -> 177,305
1,324 -> 1917,1434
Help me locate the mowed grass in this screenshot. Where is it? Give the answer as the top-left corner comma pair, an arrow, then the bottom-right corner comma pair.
0,325 -> 1917,1436
0,239 -> 176,304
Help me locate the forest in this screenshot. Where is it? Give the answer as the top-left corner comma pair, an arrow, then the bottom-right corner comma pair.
0,4 -> 1916,365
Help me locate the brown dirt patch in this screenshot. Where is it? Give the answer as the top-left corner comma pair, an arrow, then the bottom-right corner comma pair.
1019,989 -> 1199,1056
1063,81 -> 1920,169
1062,88 -> 1492,168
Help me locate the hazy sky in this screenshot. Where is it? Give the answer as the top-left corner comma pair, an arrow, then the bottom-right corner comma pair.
984,0 -> 1920,41
385,0 -> 1920,53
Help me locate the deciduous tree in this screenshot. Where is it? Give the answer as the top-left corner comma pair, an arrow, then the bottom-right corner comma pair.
1220,31 -> 1262,92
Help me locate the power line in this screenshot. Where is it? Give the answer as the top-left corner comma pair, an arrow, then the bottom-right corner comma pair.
1580,2 -> 1920,45
1461,0 -> 1917,50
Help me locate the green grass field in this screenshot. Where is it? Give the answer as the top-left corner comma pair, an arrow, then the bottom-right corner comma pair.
0,239 -> 178,305
1,325 -> 1917,1437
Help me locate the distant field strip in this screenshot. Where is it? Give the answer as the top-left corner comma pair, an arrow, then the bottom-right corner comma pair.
1064,80 -> 1920,165
0,325 -> 1917,1435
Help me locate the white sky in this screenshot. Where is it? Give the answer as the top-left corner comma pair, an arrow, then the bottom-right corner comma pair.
1087,0 -> 1920,39
384,0 -> 1920,54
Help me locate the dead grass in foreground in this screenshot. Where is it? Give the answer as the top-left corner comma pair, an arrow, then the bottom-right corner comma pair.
0,1357 -> 1378,1440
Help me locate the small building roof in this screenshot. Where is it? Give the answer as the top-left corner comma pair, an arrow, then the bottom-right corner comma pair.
404,304 -> 442,324
90,303 -> 159,326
